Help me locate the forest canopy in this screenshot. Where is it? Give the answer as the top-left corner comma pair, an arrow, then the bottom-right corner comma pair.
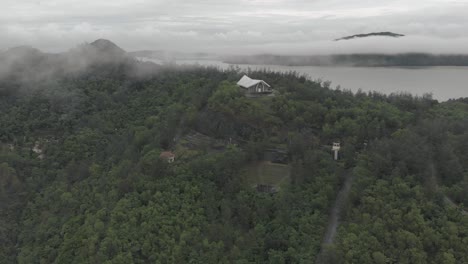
0,41 -> 467,263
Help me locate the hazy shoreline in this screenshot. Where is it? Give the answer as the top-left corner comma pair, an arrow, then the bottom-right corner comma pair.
137,57 -> 468,101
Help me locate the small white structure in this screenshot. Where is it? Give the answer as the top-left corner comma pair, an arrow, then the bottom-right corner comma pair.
332,142 -> 341,161
237,75 -> 272,95
32,141 -> 45,160
160,151 -> 175,163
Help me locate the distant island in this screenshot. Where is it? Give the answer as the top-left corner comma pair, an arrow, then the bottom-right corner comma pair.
223,53 -> 468,67
334,32 -> 405,41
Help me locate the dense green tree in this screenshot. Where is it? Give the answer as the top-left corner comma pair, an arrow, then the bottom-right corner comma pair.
0,55 -> 466,263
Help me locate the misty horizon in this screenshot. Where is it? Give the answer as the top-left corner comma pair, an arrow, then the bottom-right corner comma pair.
2,0 -> 468,55
4,36 -> 468,57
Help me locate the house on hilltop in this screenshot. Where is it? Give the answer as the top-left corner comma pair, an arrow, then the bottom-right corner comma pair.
237,75 -> 273,96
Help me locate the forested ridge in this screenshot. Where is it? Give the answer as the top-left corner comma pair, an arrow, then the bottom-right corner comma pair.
0,41 -> 467,263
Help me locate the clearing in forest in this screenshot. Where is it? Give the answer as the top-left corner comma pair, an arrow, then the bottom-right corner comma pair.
244,161 -> 291,188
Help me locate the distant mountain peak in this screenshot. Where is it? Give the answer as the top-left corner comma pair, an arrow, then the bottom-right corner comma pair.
89,39 -> 126,54
334,32 -> 405,41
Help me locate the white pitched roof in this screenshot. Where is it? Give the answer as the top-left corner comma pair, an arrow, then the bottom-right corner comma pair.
237,75 -> 271,89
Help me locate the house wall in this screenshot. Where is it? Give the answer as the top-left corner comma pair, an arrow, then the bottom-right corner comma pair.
245,82 -> 271,94
256,83 -> 264,92
249,83 -> 268,93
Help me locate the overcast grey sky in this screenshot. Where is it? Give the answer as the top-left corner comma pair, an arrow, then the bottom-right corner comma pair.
2,0 -> 468,54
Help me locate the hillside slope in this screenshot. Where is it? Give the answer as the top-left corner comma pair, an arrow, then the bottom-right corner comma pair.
0,40 -> 467,263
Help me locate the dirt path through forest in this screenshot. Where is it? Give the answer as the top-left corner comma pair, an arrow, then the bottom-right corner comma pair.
316,170 -> 354,263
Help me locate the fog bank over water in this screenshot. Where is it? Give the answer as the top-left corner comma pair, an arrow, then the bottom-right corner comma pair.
131,36 -> 468,56
227,36 -> 468,56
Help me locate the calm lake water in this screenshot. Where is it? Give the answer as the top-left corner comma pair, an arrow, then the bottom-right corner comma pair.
139,58 -> 468,101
